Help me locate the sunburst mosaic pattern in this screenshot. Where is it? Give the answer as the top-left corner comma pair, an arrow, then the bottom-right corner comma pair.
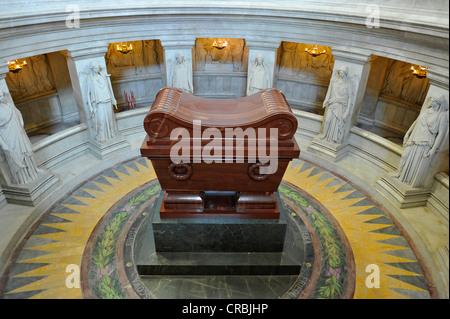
0,158 -> 432,299
283,161 -> 431,299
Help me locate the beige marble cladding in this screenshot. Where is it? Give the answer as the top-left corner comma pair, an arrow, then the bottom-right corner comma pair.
0,1 -> 447,144
0,0 -> 447,299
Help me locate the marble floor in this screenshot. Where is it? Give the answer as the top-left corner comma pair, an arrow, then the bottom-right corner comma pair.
28,120 -> 81,144
0,156 -> 435,299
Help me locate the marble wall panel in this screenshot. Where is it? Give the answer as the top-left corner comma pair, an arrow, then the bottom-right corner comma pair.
111,75 -> 163,110
276,77 -> 328,114
373,96 -> 421,137
277,42 -> 334,81
106,40 -> 162,80
193,72 -> 247,98
194,38 -> 248,72
16,92 -> 62,134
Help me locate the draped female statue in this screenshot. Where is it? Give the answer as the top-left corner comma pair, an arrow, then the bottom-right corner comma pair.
169,52 -> 193,94
394,95 -> 449,188
0,93 -> 39,184
85,61 -> 118,142
247,54 -> 271,95
320,66 -> 357,144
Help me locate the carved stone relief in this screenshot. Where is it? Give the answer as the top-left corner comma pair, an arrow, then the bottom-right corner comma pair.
168,52 -> 193,94
278,42 -> 334,81
5,54 -> 56,101
105,40 -> 161,79
381,60 -> 430,106
194,38 -> 248,72
247,54 -> 271,95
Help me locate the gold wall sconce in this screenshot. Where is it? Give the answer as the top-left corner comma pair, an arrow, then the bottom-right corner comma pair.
116,42 -> 133,54
410,65 -> 428,78
305,46 -> 326,57
7,60 -> 27,73
212,39 -> 228,50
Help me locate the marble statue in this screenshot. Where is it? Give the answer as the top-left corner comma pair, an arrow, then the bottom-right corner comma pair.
247,54 -> 271,95
394,95 -> 449,188
169,52 -> 193,94
320,66 -> 357,144
85,61 -> 118,142
0,93 -> 39,184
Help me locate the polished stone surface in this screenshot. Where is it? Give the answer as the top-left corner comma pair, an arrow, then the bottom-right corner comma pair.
0,0 -> 448,298
150,192 -> 287,253
135,192 -> 302,278
0,156 -> 439,299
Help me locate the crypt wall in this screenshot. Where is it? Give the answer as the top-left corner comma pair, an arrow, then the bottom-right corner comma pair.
0,0 -> 448,298
3,43 -> 433,145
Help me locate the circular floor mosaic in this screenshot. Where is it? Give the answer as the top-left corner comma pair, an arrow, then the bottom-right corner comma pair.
0,158 -> 433,299
79,180 -> 353,299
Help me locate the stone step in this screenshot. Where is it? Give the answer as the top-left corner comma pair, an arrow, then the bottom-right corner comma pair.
137,252 -> 301,276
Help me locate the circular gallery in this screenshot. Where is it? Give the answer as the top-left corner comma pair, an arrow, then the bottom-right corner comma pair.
0,1 -> 448,301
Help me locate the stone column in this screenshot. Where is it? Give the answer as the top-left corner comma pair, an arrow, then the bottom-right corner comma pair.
375,69 -> 449,208
65,45 -> 130,159
245,39 -> 280,96
0,63 -> 60,206
0,186 -> 6,209
358,56 -> 391,128
160,39 -> 195,93
308,49 -> 372,161
47,51 -> 79,124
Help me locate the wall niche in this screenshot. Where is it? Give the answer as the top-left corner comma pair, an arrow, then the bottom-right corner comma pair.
5,52 -> 79,142
358,56 -> 430,144
105,40 -> 164,112
193,38 -> 248,98
275,41 -> 334,114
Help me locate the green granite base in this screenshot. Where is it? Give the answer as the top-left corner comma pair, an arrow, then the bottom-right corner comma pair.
135,191 -> 302,278
151,191 -> 287,253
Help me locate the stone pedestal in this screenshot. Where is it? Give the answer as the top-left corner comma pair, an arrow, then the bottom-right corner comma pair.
308,136 -> 348,161
0,188 -> 6,209
375,173 -> 431,209
88,135 -> 130,160
1,169 -> 60,206
134,191 -> 302,277
151,191 -> 287,252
